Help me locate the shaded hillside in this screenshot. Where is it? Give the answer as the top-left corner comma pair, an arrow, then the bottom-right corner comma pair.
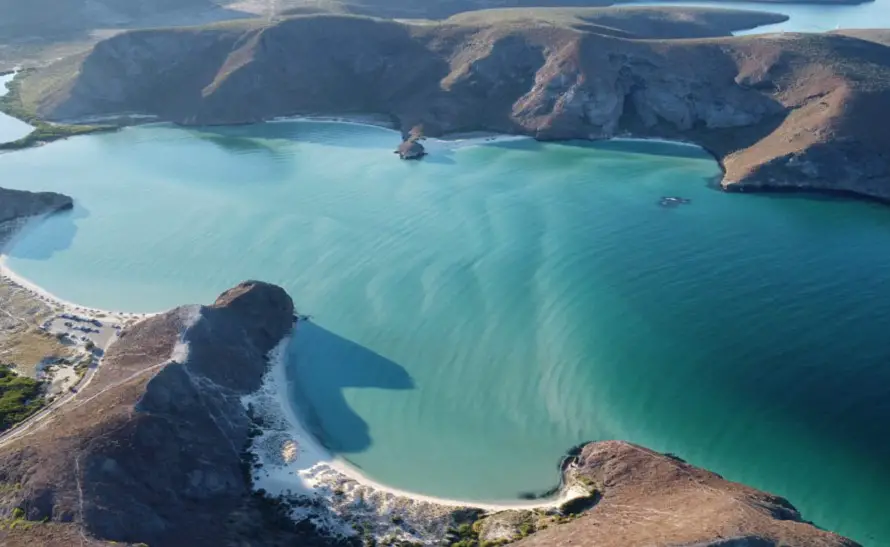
0,282 -> 309,547
20,9 -> 890,201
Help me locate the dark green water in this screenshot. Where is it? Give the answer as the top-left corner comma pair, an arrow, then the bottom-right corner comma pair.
1,123 -> 889,545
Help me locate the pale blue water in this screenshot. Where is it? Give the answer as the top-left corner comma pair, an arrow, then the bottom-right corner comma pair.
629,0 -> 890,33
1,123 -> 890,545
0,73 -> 33,144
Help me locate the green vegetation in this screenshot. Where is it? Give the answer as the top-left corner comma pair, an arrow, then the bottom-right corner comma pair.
0,505 -> 49,531
0,365 -> 45,431
0,70 -> 117,150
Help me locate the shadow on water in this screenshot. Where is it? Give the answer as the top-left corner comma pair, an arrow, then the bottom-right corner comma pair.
5,203 -> 87,261
192,120 -> 400,151
286,321 -> 414,456
189,128 -> 288,159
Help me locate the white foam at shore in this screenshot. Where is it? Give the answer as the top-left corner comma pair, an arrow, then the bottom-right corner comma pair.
243,334 -> 576,543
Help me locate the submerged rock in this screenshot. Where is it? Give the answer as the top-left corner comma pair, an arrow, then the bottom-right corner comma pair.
658,196 -> 692,208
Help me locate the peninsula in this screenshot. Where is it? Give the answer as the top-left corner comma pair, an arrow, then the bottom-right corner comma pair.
6,5 -> 890,201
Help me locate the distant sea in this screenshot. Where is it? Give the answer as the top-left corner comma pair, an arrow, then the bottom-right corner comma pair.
1,122 -> 889,545
629,0 -> 890,34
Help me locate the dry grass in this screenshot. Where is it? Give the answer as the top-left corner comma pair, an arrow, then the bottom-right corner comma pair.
0,329 -> 74,378
0,279 -> 72,377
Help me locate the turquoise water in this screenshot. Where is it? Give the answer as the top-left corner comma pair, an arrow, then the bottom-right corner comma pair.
1,122 -> 890,545
630,0 -> 890,34
0,73 -> 33,144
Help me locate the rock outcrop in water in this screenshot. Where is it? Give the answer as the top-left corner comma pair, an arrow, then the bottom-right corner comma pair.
17,9 -> 890,201
397,135 -> 426,160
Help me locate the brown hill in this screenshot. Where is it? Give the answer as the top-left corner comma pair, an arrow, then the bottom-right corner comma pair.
19,10 -> 890,201
0,281 -> 311,547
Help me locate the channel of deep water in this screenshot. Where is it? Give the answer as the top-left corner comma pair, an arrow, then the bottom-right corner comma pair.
1,122 -> 889,545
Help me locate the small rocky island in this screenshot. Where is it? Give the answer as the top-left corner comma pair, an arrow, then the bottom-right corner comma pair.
396,136 -> 426,160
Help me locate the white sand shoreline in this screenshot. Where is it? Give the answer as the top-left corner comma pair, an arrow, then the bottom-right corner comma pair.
1,216 -> 576,525
251,335 -> 576,512
244,335 -> 586,544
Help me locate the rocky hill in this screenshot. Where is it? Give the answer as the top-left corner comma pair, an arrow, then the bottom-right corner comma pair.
0,281 -> 312,547
16,8 -> 890,201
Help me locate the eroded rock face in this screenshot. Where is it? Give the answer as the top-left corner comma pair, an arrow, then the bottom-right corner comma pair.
0,282 -> 303,547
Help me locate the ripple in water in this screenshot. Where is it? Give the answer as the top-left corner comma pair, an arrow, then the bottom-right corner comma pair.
1,122 -> 889,545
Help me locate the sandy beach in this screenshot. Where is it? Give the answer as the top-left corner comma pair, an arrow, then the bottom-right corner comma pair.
0,215 -> 155,321
242,334 -> 586,544
1,211 -> 578,542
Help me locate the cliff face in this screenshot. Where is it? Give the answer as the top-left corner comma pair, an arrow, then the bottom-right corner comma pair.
0,281 -> 311,547
23,10 -> 890,201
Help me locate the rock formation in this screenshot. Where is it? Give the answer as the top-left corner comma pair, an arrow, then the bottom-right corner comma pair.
396,136 -> 426,159
17,9 -> 890,201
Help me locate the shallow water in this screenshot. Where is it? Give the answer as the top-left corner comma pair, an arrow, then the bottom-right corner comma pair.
0,73 -> 33,144
1,122 -> 889,545
629,0 -> 890,34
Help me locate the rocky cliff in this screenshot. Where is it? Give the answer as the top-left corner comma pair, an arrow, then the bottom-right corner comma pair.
19,8 -> 890,201
0,281 -> 319,547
